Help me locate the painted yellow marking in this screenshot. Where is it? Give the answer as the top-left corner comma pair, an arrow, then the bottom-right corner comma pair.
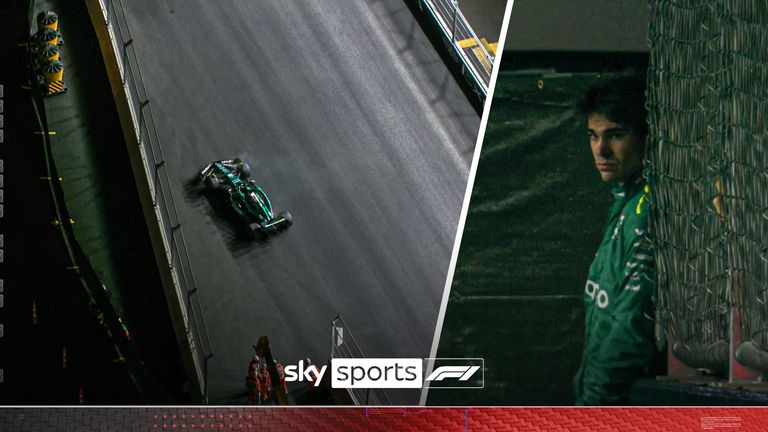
471,46 -> 492,74
48,81 -> 65,94
480,38 -> 497,56
457,38 -> 478,49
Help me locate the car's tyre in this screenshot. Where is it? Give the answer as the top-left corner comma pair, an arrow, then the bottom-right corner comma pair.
240,161 -> 252,179
205,175 -> 219,190
279,211 -> 293,226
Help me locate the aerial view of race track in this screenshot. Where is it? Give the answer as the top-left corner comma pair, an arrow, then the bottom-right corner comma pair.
119,0 -> 480,404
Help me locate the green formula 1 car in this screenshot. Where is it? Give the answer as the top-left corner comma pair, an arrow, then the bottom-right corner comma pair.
199,158 -> 292,236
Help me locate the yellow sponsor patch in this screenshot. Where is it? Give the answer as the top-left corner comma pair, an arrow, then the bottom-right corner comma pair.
636,185 -> 650,215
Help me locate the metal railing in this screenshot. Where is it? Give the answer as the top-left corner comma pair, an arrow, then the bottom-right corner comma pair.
331,316 -> 393,405
417,0 -> 493,95
92,0 -> 214,401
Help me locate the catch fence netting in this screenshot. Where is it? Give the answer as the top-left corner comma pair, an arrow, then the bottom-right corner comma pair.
646,0 -> 768,374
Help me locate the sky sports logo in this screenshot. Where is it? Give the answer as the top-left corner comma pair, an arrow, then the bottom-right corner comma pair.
284,358 -> 483,389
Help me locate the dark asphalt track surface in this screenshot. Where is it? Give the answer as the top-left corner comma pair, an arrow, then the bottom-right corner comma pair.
122,0 -> 478,404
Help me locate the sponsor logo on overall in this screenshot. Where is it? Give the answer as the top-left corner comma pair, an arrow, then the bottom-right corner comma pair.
585,280 -> 610,308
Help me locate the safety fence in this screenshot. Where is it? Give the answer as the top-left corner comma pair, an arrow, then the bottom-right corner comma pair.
646,0 -> 768,379
90,0 -> 214,401
331,316 -> 392,405
416,0 -> 494,96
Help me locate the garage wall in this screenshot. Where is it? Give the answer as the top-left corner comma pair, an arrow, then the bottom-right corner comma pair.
505,0 -> 649,52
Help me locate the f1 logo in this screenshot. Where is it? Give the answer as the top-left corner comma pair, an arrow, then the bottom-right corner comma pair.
425,366 -> 481,382
423,358 -> 484,389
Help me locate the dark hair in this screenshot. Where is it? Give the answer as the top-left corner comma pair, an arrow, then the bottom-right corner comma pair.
576,73 -> 648,139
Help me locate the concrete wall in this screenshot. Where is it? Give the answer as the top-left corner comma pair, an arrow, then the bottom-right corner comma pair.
505,0 -> 649,52
83,0 -> 204,401
459,0 -> 509,41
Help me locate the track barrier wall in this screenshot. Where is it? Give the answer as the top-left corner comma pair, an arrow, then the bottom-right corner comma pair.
83,0 -> 213,402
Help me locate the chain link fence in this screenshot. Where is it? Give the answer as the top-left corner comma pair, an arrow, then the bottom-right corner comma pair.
646,0 -> 768,375
91,0 -> 214,400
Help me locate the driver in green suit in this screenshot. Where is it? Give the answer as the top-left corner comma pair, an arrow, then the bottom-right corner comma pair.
572,74 -> 657,405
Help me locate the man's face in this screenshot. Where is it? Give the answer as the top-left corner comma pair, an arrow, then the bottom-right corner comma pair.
587,113 -> 644,183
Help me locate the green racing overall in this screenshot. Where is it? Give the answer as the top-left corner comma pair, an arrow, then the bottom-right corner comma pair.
573,176 -> 656,405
